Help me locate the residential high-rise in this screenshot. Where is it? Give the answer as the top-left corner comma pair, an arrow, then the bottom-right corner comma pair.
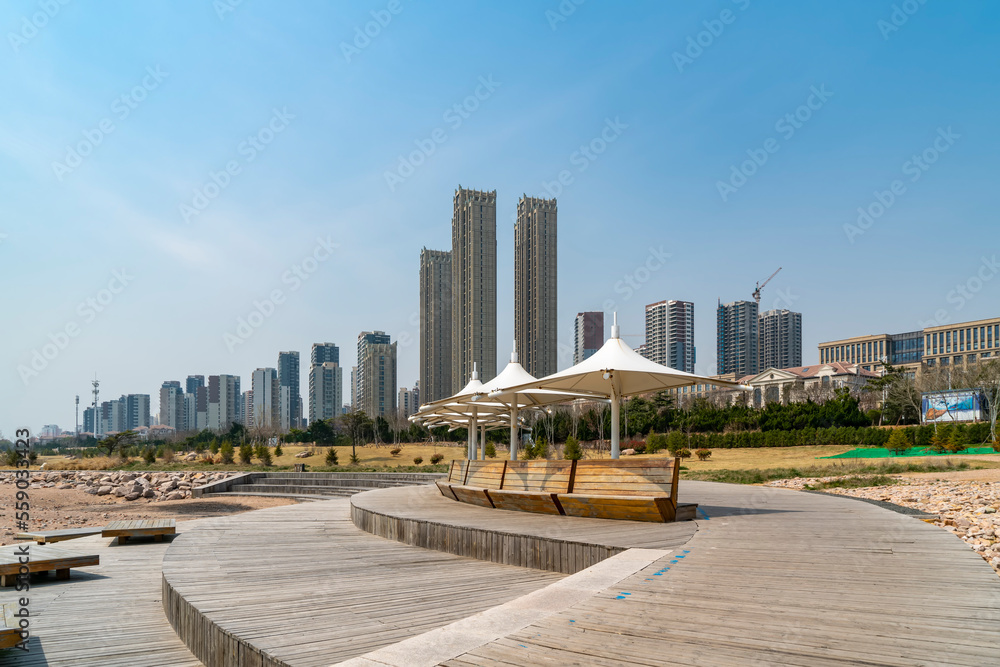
186,375 -> 205,396
759,309 -> 803,370
514,195 -> 557,378
241,390 -> 253,429
643,300 -> 696,373
398,386 -> 417,418
250,368 -> 280,431
207,374 -> 241,431
717,300 -> 759,376
159,381 -> 184,430
451,186 -> 497,391
309,362 -> 342,423
574,312 -> 604,364
278,351 -> 302,431
83,406 -> 96,435
419,248 -> 453,403
101,398 -> 127,434
350,366 -> 358,411
358,332 -> 397,419
311,342 -> 340,367
125,394 -> 151,430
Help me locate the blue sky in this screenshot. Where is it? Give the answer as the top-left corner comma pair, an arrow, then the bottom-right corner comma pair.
2,0 -> 998,437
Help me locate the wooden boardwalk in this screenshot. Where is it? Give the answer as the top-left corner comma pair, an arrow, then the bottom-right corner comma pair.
0,531 -> 202,666
162,499 -> 565,666
433,482 -> 1000,667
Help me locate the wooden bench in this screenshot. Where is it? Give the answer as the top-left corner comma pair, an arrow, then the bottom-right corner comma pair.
102,519 -> 176,544
558,459 -> 691,522
15,527 -> 104,545
487,461 -> 573,515
1,603 -> 23,650
435,460 -> 469,501
436,458 -> 696,522
0,544 -> 100,587
449,460 -> 507,508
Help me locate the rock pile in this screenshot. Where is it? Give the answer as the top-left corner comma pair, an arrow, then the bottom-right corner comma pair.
0,471 -> 234,502
768,477 -> 1000,576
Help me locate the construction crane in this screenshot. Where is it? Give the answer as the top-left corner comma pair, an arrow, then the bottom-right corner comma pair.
752,267 -> 782,305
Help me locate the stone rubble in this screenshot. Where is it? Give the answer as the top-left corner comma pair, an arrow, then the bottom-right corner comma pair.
0,470 -> 233,503
768,476 -> 1000,576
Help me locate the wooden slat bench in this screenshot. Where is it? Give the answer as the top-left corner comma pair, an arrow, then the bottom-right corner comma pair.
103,519 -> 176,544
0,544 -> 100,587
437,457 -> 696,522
1,603 -> 22,650
435,460 -> 469,500
558,459 -> 693,522
15,527 -> 104,545
449,460 -> 507,508
487,461 -> 574,515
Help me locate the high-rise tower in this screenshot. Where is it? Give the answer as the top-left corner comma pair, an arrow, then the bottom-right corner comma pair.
419,248 -> 453,403
451,186 -> 497,391
514,195 -> 557,378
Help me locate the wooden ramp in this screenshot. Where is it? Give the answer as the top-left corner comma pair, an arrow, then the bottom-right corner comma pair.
102,519 -> 176,544
15,527 -> 103,545
0,544 -> 99,586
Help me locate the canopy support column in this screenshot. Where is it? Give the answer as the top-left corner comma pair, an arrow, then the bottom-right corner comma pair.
480,425 -> 486,460
610,387 -> 620,460
470,406 -> 478,461
510,399 -> 519,461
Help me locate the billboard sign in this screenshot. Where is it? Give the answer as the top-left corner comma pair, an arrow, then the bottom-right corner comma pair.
921,389 -> 983,424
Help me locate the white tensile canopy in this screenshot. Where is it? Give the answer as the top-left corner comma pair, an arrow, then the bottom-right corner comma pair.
489,315 -> 750,458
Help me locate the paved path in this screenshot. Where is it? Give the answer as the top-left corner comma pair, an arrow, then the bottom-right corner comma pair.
1,530 -> 202,666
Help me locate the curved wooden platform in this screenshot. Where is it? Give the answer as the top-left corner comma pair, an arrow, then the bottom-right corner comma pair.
352,484 -> 697,573
161,499 -> 565,667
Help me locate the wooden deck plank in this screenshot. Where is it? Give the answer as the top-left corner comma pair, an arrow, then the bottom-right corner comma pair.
14,528 -> 104,545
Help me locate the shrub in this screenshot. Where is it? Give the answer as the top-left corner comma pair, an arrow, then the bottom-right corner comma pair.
162,447 -> 174,464
350,452 -> 360,465
676,448 -> 692,459
646,432 -> 667,453
390,446 -> 402,457
666,431 -> 687,455
430,453 -> 444,465
325,448 -> 339,465
534,436 -> 549,460
945,426 -> 967,454
143,448 -> 156,464
485,441 -> 496,458
220,441 -> 235,464
238,442 -> 253,464
695,448 -> 711,461
929,426 -> 950,454
886,430 -> 911,456
258,447 -> 273,466
413,456 -> 423,465
274,443 -> 283,457
200,455 -> 215,465
992,438 -> 1000,453
210,441 -> 220,455
563,436 -> 583,460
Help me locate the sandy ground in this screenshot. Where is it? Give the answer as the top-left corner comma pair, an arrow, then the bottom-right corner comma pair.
899,467 -> 1000,482
0,486 -> 296,546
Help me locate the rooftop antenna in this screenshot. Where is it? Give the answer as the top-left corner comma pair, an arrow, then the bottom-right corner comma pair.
75,395 -> 80,437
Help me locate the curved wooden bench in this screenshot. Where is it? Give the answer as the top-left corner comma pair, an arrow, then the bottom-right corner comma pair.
450,460 -> 506,508
558,459 -> 685,522
435,460 -> 468,500
487,461 -> 573,515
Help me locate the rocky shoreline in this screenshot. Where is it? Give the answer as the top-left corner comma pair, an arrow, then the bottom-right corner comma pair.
0,470 -> 233,502
768,476 -> 1000,575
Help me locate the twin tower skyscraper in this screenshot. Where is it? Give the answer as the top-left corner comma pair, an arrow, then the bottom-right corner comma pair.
420,186 -> 557,404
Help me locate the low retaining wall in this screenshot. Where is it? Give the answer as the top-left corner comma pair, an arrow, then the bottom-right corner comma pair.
350,490 -> 624,574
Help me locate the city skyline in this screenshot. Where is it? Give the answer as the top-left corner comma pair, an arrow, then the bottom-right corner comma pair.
4,2 -> 999,437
